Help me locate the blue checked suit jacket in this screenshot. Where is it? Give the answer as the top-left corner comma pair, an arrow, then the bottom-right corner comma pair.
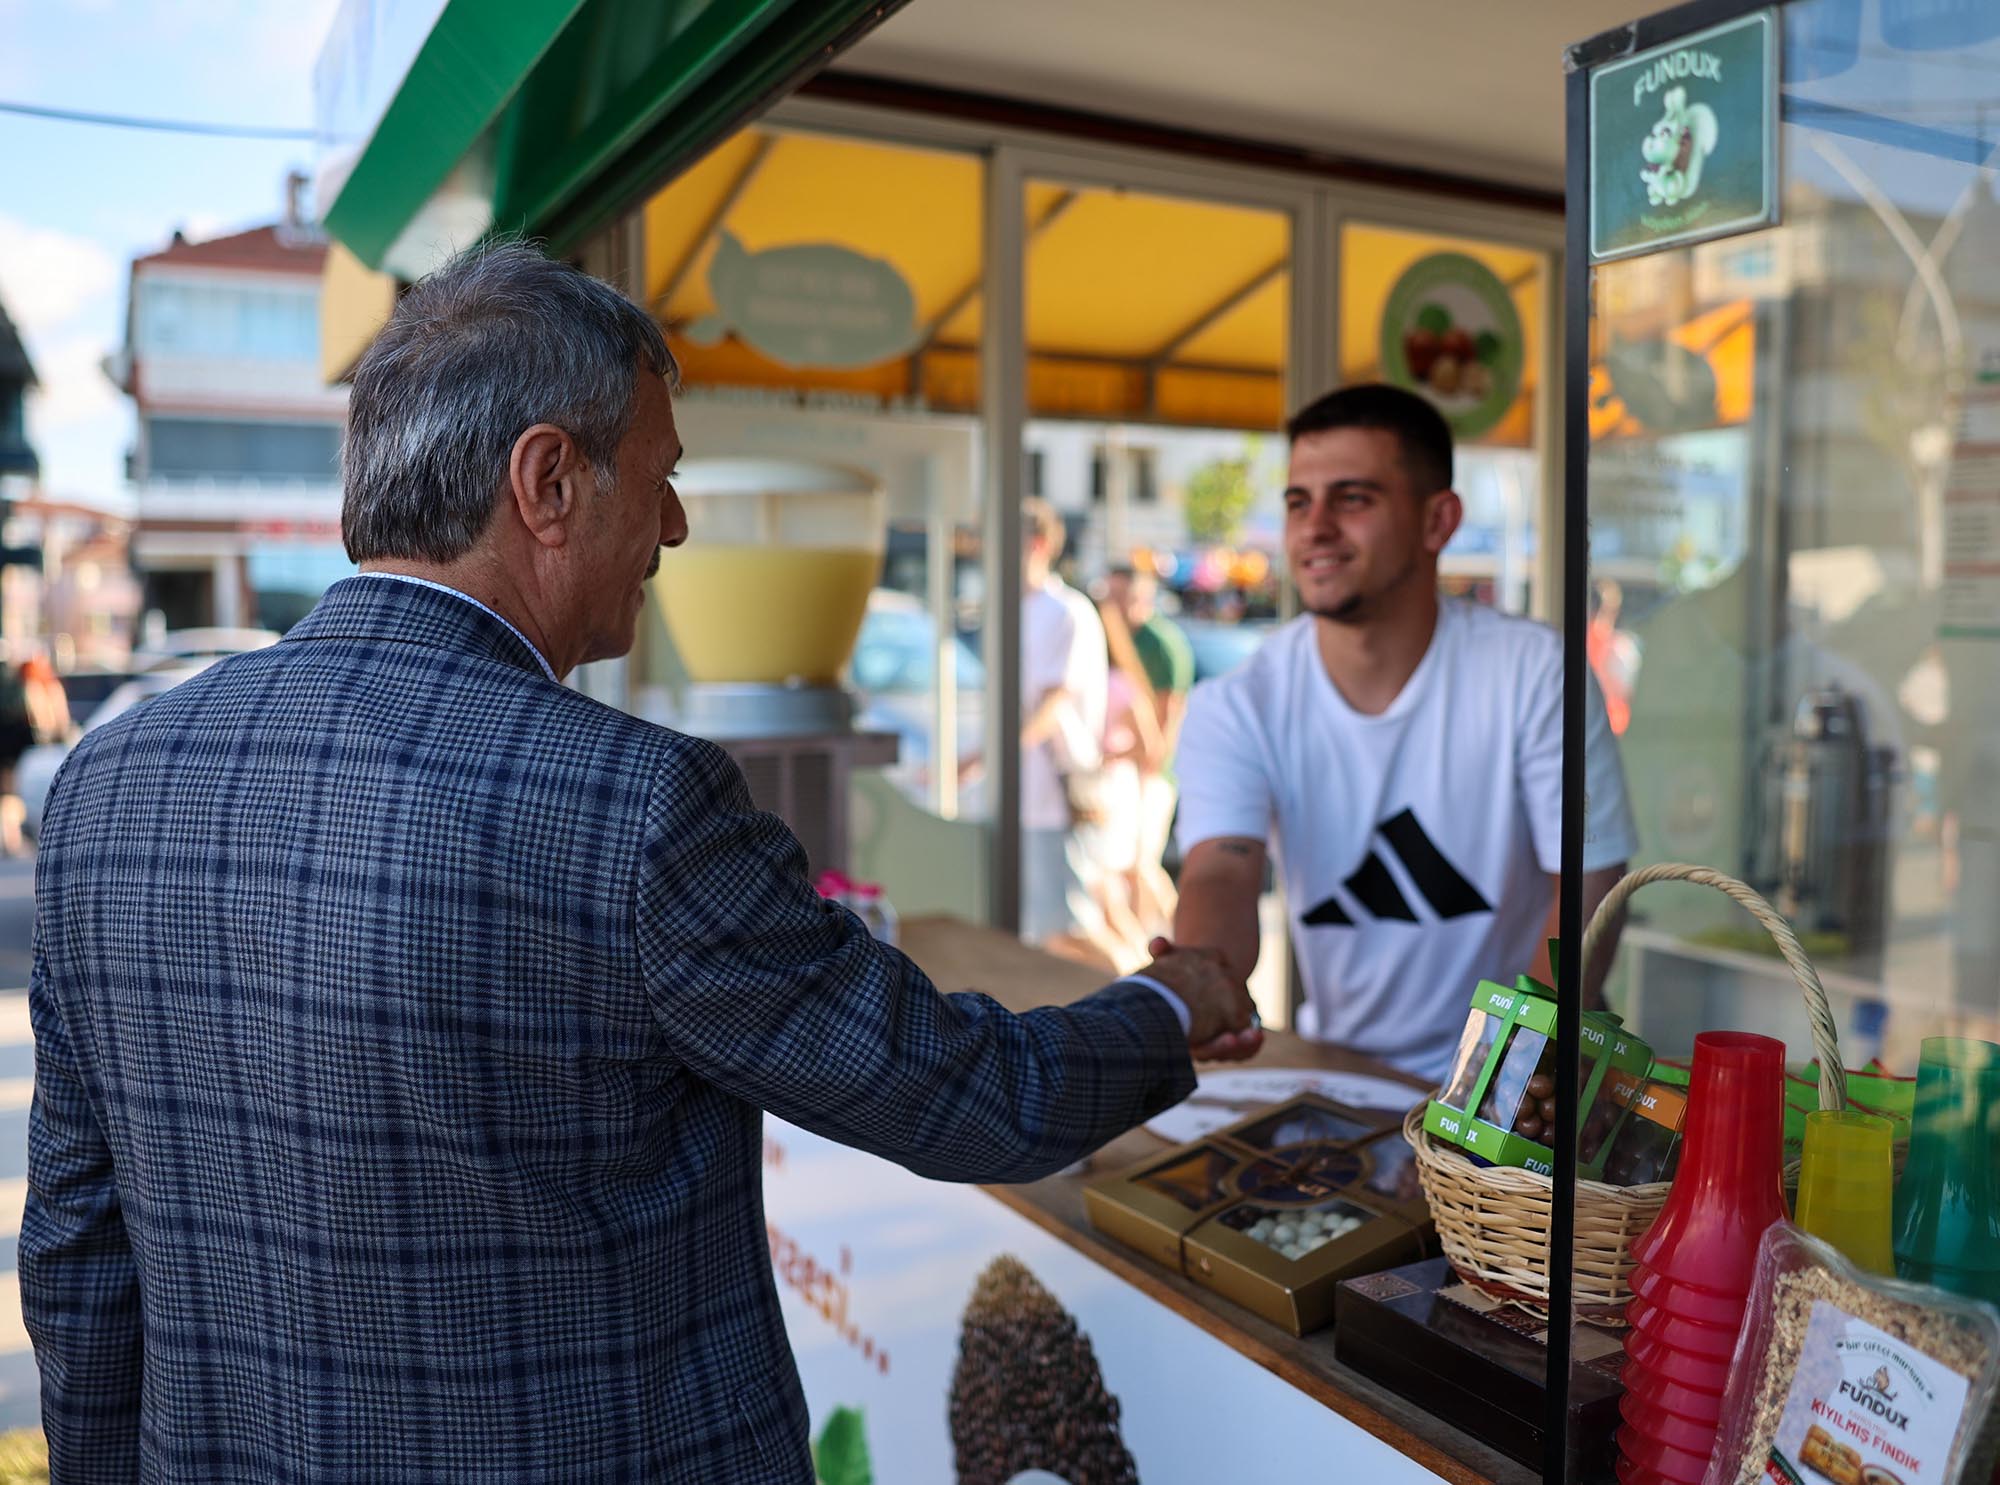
23,576 -> 1194,1483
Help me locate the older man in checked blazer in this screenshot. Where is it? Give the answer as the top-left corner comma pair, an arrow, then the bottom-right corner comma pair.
23,243 -> 1259,1483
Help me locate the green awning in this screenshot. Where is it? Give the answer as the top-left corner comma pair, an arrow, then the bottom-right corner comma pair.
317,0 -> 906,275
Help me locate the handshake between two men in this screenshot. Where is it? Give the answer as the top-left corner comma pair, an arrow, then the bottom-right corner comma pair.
1135,935 -> 1266,1064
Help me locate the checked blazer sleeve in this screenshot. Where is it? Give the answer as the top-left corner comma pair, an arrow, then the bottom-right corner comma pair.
635,740 -> 1195,1182
21,932 -> 144,1477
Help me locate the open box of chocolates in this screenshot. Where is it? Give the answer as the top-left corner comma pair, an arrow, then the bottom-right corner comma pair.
1083,1094 -> 1434,1336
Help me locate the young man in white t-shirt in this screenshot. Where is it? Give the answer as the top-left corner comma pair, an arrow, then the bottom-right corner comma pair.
1172,385 -> 1638,1082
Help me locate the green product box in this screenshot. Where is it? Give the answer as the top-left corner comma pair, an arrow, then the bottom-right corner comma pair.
1423,970 -> 1653,1179
1577,1019 -> 1655,1179
1781,1059 -> 1915,1157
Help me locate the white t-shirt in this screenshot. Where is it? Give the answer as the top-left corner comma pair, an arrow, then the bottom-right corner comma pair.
1020,576 -> 1108,832
1175,600 -> 1638,1082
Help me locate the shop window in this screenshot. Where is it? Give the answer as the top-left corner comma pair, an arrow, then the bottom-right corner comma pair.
1024,174 -> 1293,1014
1340,222 -> 1551,615
637,126 -> 991,845
1094,445 -> 1160,503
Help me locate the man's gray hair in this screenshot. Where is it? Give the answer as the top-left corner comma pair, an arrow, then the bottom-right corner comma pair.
341,240 -> 678,564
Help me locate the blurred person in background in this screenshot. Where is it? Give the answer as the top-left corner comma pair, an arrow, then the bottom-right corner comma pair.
1587,578 -> 1638,736
1088,595 -> 1163,969
1104,565 -> 1193,929
0,656 -> 33,856
1019,497 -> 1119,967
0,653 -> 62,856
23,654 -> 71,747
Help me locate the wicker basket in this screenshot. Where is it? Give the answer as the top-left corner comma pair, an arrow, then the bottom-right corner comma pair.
1406,862 -> 1849,1323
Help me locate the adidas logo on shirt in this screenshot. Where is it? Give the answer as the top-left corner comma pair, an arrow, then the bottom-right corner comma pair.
1301,808 -> 1491,928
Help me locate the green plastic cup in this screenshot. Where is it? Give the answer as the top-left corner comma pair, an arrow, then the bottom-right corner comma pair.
1795,1109 -> 1894,1274
1891,1037 -> 2000,1304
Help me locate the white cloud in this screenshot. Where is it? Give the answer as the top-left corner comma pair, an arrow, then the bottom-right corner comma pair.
0,216 -> 118,336
25,334 -> 118,431
245,0 -> 344,80
29,400 -> 130,505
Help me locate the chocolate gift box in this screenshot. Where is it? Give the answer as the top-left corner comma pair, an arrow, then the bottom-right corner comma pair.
1084,1093 -> 1434,1336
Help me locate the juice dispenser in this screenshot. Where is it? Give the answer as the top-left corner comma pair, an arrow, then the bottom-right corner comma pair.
657,458 -> 886,737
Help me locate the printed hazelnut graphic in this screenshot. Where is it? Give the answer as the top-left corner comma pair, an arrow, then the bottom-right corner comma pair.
1404,327 -> 1442,380
951,1256 -> 1138,1485
1399,300 -> 1508,401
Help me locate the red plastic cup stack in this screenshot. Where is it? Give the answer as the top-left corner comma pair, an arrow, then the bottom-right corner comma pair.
1615,1031 -> 1789,1484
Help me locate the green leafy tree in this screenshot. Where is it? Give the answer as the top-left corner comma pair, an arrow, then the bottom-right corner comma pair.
1183,455 -> 1255,545
813,1407 -> 873,1485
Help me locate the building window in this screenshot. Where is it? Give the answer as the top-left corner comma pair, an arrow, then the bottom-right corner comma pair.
144,418 -> 341,482
1027,448 -> 1045,498
138,281 -> 319,361
1089,446 -> 1155,503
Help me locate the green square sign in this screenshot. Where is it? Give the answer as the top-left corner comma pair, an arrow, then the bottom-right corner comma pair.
1590,10 -> 1780,264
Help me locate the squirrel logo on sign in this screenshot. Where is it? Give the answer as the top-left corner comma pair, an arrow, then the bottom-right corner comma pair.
1640,86 -> 1719,207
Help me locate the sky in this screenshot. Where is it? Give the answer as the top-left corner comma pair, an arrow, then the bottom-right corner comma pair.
1,0 -> 1996,517
0,0 -> 342,506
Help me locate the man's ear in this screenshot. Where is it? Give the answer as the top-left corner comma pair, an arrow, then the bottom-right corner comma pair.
509,423 -> 583,550
1424,488 -> 1465,555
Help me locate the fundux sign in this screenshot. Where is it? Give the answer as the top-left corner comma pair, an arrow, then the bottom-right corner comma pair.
1589,10 -> 1780,263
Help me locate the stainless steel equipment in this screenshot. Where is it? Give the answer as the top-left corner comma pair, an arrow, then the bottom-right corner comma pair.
1753,684 -> 1896,968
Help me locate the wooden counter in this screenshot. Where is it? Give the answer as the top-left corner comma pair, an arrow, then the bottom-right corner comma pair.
900,913 -> 1539,1485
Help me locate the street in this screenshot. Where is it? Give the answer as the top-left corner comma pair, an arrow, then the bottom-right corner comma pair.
0,854 -> 37,1430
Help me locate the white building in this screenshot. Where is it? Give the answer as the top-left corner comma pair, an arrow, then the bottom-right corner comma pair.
1024,421 -> 1287,578
110,180 -> 350,632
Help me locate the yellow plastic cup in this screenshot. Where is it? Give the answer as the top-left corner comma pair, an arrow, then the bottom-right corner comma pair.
1796,1109 -> 1895,1274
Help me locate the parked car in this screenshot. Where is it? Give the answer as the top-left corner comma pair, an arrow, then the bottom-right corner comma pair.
19,665 -> 210,840
129,627 -> 279,673
52,669 -> 133,729
848,590 -> 984,810
1179,617 -> 1275,683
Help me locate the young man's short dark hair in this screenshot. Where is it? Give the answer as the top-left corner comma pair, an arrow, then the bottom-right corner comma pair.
1286,383 -> 1453,496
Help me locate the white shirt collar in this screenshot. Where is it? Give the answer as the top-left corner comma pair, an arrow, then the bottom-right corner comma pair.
351,572 -> 558,682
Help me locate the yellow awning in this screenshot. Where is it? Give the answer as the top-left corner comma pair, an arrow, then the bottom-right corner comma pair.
319,241 -> 399,385
644,127 -> 1294,432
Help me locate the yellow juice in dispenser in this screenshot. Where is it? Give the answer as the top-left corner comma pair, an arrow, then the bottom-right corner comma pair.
655,545 -> 881,684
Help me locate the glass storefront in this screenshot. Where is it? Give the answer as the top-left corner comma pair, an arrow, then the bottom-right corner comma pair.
619,105 -> 1564,959
1015,177 -> 1292,983
1563,4 -> 2000,1476
1341,223 -> 1552,613
1585,0 -> 2000,1106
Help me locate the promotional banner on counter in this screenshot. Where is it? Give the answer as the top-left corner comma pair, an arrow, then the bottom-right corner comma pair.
762,1120 -> 1449,1484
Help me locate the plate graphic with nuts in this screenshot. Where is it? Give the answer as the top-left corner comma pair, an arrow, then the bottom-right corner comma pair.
1379,252 -> 1525,440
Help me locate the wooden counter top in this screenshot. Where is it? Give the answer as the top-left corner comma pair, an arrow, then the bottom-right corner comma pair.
901,914 -> 1539,1485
